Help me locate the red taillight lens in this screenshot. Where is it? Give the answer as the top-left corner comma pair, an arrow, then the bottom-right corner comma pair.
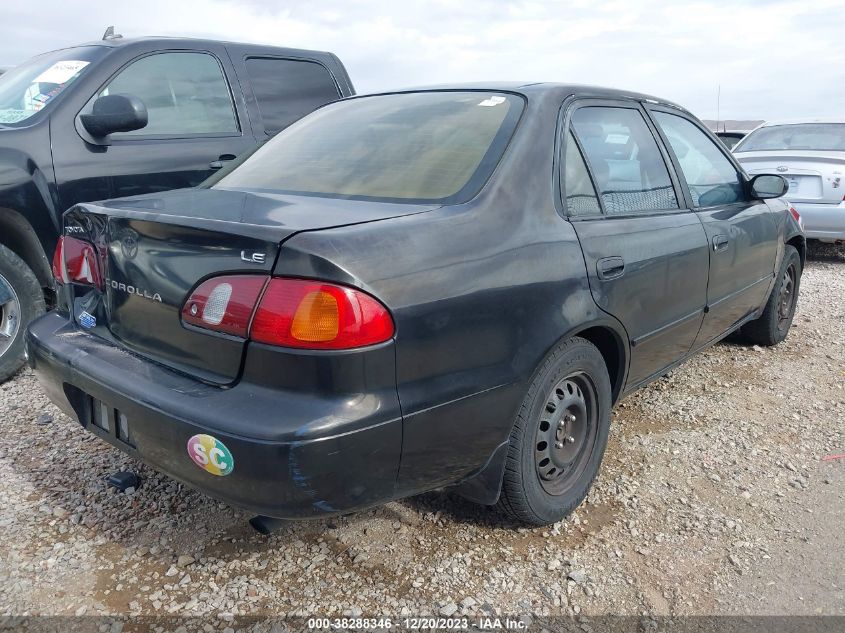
251,278 -> 394,349
181,275 -> 268,338
52,236 -> 102,289
181,276 -> 394,349
789,205 -> 804,230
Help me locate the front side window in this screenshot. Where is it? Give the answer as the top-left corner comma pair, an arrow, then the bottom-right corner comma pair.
101,52 -> 238,137
245,57 -> 340,135
0,46 -> 105,126
653,112 -> 744,207
562,131 -> 601,216
735,123 -> 845,152
215,91 -> 524,204
571,106 -> 678,215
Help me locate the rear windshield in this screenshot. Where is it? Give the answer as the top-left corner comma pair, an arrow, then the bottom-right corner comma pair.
213,91 -> 524,204
0,46 -> 105,126
736,123 -> 845,152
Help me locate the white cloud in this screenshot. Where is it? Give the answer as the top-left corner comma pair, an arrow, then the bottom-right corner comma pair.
1,0 -> 843,119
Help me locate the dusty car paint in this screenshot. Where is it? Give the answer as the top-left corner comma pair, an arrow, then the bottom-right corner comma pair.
26,84 -> 804,519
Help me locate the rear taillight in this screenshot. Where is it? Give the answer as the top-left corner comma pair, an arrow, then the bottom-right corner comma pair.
181,276 -> 395,350
52,236 -> 103,289
181,275 -> 268,338
789,205 -> 804,231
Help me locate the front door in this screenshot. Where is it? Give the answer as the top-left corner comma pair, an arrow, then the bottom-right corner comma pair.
646,108 -> 779,349
52,47 -> 257,209
563,101 -> 710,388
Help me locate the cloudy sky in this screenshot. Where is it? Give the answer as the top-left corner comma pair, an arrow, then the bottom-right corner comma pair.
2,0 -> 843,120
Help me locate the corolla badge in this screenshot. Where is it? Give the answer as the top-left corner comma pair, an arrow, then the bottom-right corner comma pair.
106,279 -> 162,302
119,229 -> 139,259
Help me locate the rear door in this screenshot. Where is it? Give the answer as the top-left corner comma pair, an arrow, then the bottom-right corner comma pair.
563,100 -> 710,388
647,107 -> 779,349
52,44 -> 258,207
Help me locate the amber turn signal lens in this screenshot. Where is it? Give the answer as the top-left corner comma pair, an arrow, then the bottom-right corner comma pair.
291,290 -> 340,342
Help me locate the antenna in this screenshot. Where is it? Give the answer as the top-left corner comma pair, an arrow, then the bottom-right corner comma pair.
716,84 -> 721,132
102,26 -> 123,41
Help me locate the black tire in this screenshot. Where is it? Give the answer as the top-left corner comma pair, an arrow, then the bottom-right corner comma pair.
0,244 -> 46,382
497,337 -> 612,526
741,245 -> 801,347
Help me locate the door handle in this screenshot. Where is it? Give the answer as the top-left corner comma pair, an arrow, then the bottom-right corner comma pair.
209,154 -> 237,170
597,256 -> 625,280
712,234 -> 729,252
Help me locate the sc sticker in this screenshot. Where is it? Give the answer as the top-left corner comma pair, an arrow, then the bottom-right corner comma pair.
186,434 -> 234,476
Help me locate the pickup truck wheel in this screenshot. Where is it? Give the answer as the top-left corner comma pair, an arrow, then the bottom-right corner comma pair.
497,337 -> 612,526
0,245 -> 46,382
741,245 -> 801,347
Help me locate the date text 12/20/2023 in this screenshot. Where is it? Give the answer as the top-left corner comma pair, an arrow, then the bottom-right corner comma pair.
307,617 -> 529,630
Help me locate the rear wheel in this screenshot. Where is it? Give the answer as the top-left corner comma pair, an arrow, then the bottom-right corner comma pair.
741,245 -> 801,346
0,245 -> 46,382
497,337 -> 612,526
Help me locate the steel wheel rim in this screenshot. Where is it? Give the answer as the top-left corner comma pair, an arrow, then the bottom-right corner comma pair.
0,273 -> 21,358
535,372 -> 598,496
777,264 -> 796,327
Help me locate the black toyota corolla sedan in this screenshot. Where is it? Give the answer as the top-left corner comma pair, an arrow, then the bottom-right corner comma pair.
27,84 -> 804,526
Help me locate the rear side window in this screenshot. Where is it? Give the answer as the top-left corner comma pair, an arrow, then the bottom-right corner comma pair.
571,106 -> 678,214
101,52 -> 238,137
245,58 -> 341,135
215,91 -> 524,204
653,112 -> 744,207
562,131 -> 601,216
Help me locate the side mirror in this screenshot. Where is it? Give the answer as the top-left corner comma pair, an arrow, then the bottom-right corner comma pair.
80,94 -> 148,138
749,174 -> 788,199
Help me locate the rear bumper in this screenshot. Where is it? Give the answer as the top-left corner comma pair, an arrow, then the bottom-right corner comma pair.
25,312 -> 402,519
791,201 -> 845,240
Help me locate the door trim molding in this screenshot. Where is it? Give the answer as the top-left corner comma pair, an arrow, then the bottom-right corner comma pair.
630,307 -> 705,347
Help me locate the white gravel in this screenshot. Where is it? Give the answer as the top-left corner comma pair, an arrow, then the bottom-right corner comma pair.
0,243 -> 843,620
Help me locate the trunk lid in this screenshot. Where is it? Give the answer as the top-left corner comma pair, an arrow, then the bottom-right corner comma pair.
64,188 -> 434,383
735,150 -> 845,204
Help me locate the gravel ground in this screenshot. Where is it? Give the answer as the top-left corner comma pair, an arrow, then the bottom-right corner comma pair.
0,243 -> 843,623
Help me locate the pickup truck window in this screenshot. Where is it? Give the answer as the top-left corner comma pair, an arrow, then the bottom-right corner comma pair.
653,111 -> 744,207
563,131 -> 601,216
214,91 -> 524,204
571,106 -> 678,215
0,46 -> 105,126
245,57 -> 341,135
101,52 -> 238,137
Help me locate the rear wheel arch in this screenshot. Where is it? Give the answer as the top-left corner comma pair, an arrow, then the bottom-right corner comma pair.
567,323 -> 628,404
452,320 -> 628,507
0,207 -> 54,290
786,234 -> 806,269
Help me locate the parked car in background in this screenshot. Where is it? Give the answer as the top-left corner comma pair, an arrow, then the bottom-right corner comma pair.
28,84 -> 804,527
716,130 -> 746,149
733,119 -> 845,243
0,36 -> 354,381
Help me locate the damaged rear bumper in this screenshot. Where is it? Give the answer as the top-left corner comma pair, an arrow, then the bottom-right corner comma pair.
25,312 -> 402,519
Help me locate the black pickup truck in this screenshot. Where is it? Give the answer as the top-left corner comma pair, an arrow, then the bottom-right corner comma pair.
0,36 -> 354,380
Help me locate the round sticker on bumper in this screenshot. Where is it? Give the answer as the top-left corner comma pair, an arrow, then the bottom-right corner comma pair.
187,434 -> 234,476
